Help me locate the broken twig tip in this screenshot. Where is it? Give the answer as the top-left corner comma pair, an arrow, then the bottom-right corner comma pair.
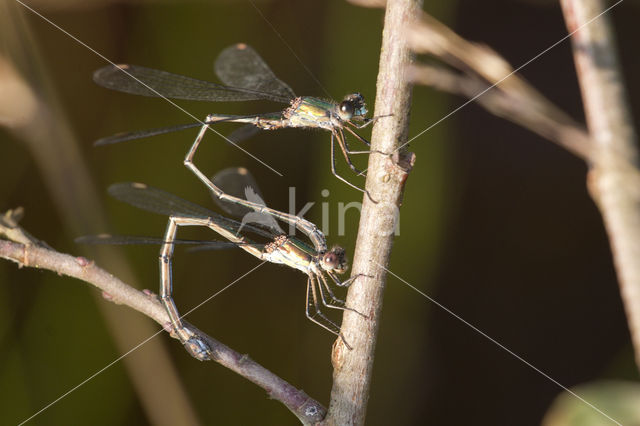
392,150 -> 416,172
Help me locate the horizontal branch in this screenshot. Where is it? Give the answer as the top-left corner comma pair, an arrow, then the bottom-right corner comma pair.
0,238 -> 325,424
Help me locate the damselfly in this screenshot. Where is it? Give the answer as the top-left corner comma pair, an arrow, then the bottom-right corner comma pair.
93,43 -> 383,200
78,169 -> 360,358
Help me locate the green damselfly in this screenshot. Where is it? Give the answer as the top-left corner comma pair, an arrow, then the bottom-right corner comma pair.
94,43 -> 382,200
78,168 -> 362,358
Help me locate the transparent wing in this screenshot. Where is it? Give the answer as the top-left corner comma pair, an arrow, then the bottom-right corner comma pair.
94,122 -> 202,146
211,167 -> 284,235
226,124 -> 262,144
211,168 -> 263,218
75,234 -> 243,249
214,44 -> 296,102
108,182 -> 220,219
107,182 -> 274,239
93,63 -> 289,103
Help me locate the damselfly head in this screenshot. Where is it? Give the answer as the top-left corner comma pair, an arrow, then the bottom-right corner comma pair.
338,93 -> 367,122
321,246 -> 348,274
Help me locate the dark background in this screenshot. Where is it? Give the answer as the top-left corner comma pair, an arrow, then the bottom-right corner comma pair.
1,0 -> 638,425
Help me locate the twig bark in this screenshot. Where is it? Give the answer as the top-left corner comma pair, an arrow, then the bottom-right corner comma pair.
407,62 -> 592,159
0,237 -> 326,424
322,0 -> 419,424
560,0 -> 640,371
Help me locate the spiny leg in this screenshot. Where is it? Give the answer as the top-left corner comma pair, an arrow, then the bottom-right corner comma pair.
349,121 -> 371,145
343,123 -> 372,149
351,113 -> 393,130
340,127 -> 392,181
330,131 -> 379,204
328,271 -> 370,288
334,128 -> 366,176
305,276 -> 352,350
343,126 -> 390,157
315,272 -> 346,309
316,272 -> 366,319
320,272 -> 368,319
344,116 -> 395,164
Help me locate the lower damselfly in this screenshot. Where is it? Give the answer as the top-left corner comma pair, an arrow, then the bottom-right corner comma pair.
78,170 -> 361,358
93,43 -> 385,201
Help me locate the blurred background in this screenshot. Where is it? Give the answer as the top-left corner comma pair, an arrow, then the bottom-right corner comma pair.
1,0 -> 639,424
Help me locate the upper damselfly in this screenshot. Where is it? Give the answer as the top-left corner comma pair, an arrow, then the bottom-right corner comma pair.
94,43 -> 383,200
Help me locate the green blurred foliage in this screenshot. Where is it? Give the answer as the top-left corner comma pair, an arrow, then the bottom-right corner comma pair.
543,381 -> 640,426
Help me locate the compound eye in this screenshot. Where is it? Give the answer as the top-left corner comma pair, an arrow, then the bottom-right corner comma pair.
322,252 -> 338,269
339,101 -> 355,119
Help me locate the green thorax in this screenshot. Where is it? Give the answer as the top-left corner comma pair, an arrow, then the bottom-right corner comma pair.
283,97 -> 340,130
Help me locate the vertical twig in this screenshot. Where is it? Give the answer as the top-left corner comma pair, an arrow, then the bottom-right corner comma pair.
322,0 -> 420,424
560,0 -> 640,370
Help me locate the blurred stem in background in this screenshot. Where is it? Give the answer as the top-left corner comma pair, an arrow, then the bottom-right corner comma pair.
560,0 -> 640,373
0,1 -> 200,425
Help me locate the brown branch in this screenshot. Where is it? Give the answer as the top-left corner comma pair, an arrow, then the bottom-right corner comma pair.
560,0 -> 640,371
345,0 -> 387,7
0,236 -> 325,424
405,12 -> 593,161
322,0 -> 419,424
407,63 -> 592,158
